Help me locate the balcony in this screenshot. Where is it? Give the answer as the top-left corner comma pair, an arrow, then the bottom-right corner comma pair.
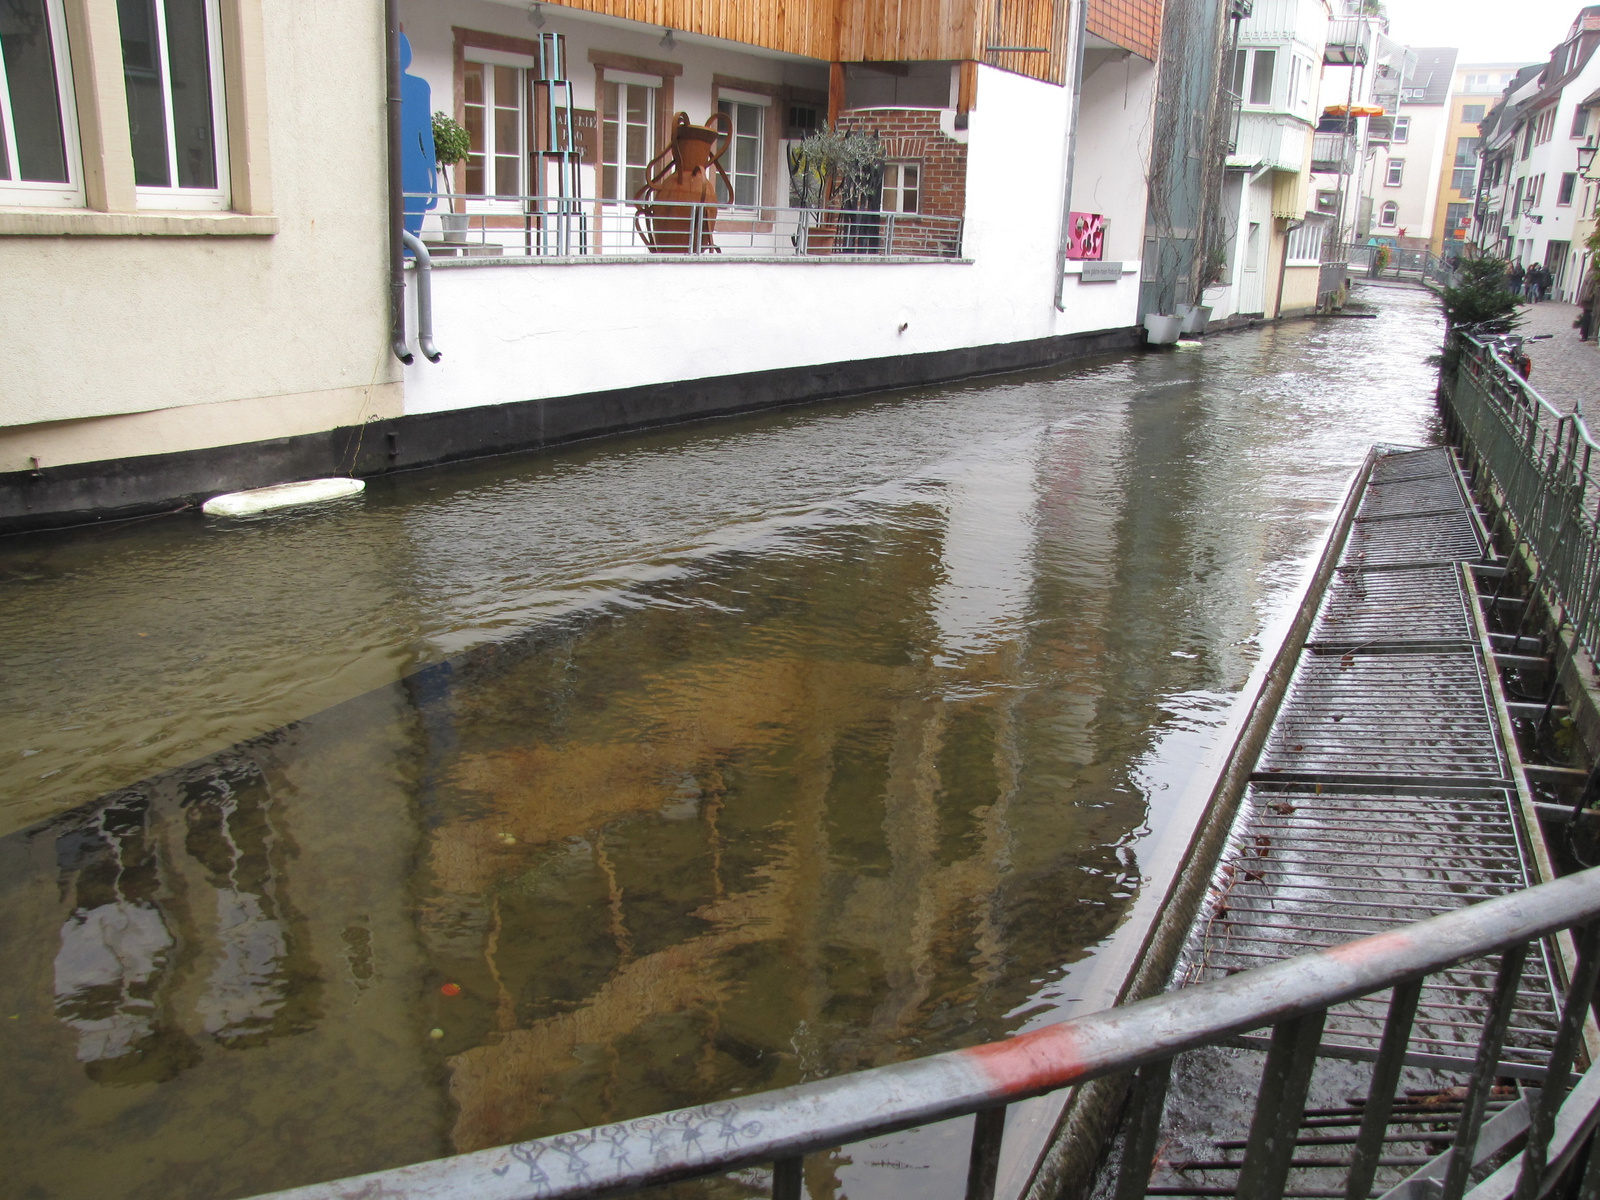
1311,132 -> 1358,173
405,194 -> 965,262
1323,17 -> 1371,65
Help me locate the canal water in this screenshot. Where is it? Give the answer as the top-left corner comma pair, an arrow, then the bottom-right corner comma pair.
0,286 -> 1442,1200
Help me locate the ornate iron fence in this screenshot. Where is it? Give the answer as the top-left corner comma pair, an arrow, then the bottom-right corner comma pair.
1446,333 -> 1600,664
239,868 -> 1600,1200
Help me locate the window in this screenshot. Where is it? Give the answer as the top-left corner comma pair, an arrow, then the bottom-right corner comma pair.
1286,220 -> 1325,263
881,161 -> 919,213
1379,200 -> 1398,226
1230,49 -> 1246,99
1445,201 -> 1470,239
117,0 -> 229,209
715,96 -> 765,209
1249,50 -> 1275,105
1392,116 -> 1410,142
1559,172 -> 1576,205
786,104 -> 819,139
1576,107 -> 1591,138
1386,158 -> 1404,186
601,74 -> 658,201
1316,188 -> 1339,214
1523,122 -> 1536,158
1465,73 -> 1488,91
1453,168 -> 1476,193
0,0 -> 81,205
1462,104 -> 1485,124
463,56 -> 530,200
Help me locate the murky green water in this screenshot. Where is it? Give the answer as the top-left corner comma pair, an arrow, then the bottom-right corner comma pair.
0,287 -> 1443,1200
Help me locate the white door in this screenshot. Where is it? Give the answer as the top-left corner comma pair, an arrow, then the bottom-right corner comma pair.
1239,221 -> 1266,314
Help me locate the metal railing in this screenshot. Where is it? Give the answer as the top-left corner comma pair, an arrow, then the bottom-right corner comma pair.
1447,333 -> 1600,664
243,869 -> 1600,1200
1339,243 -> 1458,286
1313,132 -> 1359,172
404,194 -> 965,261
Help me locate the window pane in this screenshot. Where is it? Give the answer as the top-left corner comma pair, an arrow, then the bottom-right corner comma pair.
625,121 -> 645,165
118,0 -> 171,186
734,136 -> 755,174
601,113 -> 617,163
495,153 -> 517,197
624,164 -> 643,197
464,62 -> 484,106
736,103 -> 760,136
734,174 -> 754,206
601,163 -> 615,196
1250,50 -> 1274,105
0,0 -> 69,182
625,83 -> 645,124
1231,49 -> 1246,98
465,155 -> 484,194
163,0 -> 216,188
495,106 -> 517,155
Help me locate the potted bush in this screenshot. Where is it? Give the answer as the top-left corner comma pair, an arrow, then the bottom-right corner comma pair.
432,111 -> 472,242
787,126 -> 885,254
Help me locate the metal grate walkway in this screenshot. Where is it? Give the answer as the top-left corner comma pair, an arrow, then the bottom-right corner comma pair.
1155,447 -> 1565,1198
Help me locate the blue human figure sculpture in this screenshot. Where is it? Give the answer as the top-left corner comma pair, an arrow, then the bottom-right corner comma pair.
399,33 -> 436,245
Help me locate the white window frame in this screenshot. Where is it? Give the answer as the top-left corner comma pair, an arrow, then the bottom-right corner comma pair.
599,69 -> 659,203
462,48 -> 535,211
1392,116 -> 1410,143
1379,200 -> 1398,226
129,0 -> 231,212
1385,158 -> 1404,186
715,91 -> 767,211
0,0 -> 84,207
881,160 -> 919,213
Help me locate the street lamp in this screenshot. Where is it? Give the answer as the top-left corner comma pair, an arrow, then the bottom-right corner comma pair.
1580,141 -> 1598,181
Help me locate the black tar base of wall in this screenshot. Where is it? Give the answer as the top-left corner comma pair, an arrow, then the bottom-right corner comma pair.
0,325 -> 1143,536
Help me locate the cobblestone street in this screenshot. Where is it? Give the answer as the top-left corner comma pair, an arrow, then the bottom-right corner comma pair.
1519,298 -> 1600,415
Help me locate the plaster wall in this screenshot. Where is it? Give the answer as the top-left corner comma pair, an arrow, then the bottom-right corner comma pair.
1377,104 -> 1449,239
1,0 -> 396,454
399,61 -> 1156,417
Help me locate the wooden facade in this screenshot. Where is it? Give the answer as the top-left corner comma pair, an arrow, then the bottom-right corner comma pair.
542,0 -> 1144,86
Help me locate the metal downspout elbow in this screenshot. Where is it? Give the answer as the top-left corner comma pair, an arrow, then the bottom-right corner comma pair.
401,231 -> 442,363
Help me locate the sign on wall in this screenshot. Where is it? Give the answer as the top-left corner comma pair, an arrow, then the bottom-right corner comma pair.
1065,211 -> 1106,261
571,110 -> 598,164
1079,261 -> 1123,282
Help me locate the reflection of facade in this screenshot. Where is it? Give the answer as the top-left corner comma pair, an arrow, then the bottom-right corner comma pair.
46,757 -> 315,1083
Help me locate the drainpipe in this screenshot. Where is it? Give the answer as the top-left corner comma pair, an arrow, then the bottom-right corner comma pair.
401,231 -> 442,362
1052,0 -> 1090,310
386,0 -> 413,365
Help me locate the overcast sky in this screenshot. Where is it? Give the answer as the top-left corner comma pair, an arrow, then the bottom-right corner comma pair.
1385,0 -> 1576,64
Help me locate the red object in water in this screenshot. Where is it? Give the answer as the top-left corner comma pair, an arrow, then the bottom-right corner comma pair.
440,983 -> 462,997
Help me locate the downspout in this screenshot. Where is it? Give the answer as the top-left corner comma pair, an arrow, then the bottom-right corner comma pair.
386,0 -> 413,365
402,231 -> 442,362
1052,0 -> 1090,310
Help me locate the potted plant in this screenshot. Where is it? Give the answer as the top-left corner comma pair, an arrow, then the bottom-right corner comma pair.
432,111 -> 472,242
787,126 -> 885,254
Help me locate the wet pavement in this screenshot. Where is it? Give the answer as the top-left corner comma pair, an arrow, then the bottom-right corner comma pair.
0,288 -> 1446,1200
1513,299 -> 1598,415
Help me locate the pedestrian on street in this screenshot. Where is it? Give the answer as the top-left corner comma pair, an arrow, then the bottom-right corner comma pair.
1579,266 -> 1597,341
1509,261 -> 1526,298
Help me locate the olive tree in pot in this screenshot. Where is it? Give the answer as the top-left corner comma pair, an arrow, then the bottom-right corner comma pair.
432,111 -> 472,243
786,126 -> 885,254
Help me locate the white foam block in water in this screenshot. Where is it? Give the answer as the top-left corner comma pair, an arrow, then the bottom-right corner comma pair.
202,477 -> 365,517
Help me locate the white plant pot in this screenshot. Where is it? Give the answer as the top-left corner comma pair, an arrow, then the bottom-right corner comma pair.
1180,304 -> 1213,334
1144,312 -> 1183,344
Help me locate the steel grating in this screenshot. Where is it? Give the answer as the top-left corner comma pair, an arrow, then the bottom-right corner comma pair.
1356,472 -> 1470,520
1341,510 -> 1483,568
1258,651 -> 1507,783
1309,566 -> 1473,649
1182,785 -> 1561,1077
1366,447 -> 1458,486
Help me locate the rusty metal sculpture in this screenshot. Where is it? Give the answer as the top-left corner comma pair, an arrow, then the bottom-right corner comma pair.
635,111 -> 733,254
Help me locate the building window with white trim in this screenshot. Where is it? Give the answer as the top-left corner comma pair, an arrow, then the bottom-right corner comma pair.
601,73 -> 657,201
881,160 -> 919,213
1379,200 -> 1397,226
715,95 -> 765,208
117,0 -> 229,210
1249,49 -> 1275,105
0,0 -> 82,206
1392,116 -> 1410,142
462,51 -> 536,201
1385,158 -> 1404,186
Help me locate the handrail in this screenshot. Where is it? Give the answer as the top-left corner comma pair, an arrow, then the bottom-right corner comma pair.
1461,332 -> 1600,455
238,867 -> 1600,1200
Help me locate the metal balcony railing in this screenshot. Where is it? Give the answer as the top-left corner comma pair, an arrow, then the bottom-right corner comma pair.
1313,132 -> 1359,172
404,194 -> 965,261
1449,333 -> 1600,663
1325,17 -> 1372,64
239,869 -> 1600,1200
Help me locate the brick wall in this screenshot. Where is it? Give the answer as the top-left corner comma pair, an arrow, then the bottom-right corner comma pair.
836,107 -> 968,219
1087,0 -> 1163,63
